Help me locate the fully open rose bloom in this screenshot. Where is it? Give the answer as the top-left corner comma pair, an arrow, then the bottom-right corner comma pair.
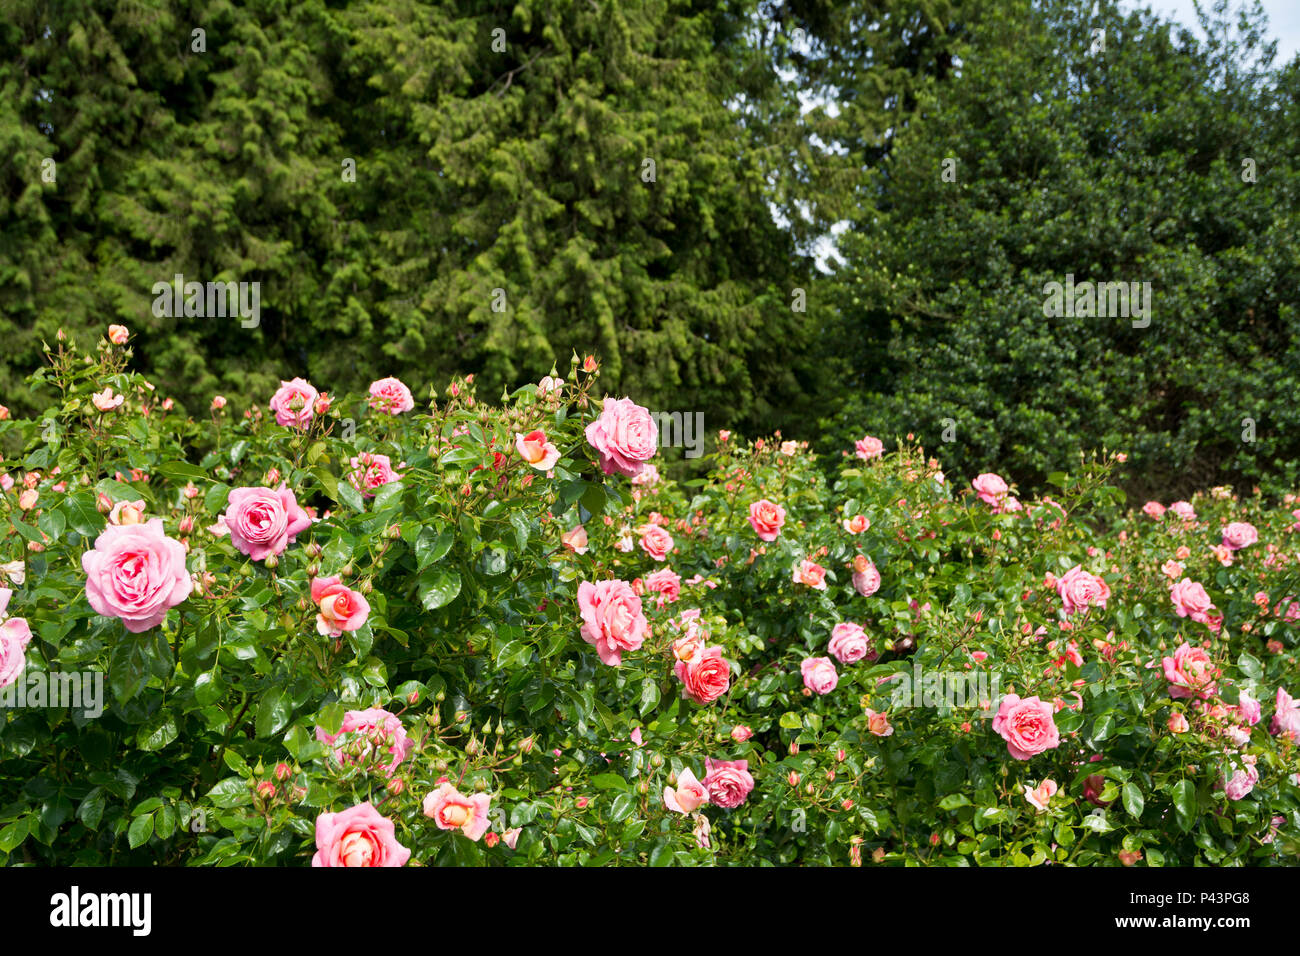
638,524 -> 674,561
312,802 -> 410,867
703,757 -> 754,809
664,768 -> 709,814
577,579 -> 648,665
801,656 -> 838,695
311,576 -> 370,636
1221,521 -> 1258,551
1168,500 -> 1196,521
1056,564 -> 1111,615
585,397 -> 657,477
0,588 -> 33,688
315,708 -> 413,776
1169,578 -> 1214,622
423,783 -> 492,841
828,621 -> 872,664
82,519 -> 192,632
748,499 -> 786,541
269,377 -> 318,429
1162,641 -> 1219,699
1142,501 -> 1165,518
972,472 -> 1009,507
791,558 -> 828,590
367,376 -> 414,415
644,567 -> 681,605
220,485 -> 311,561
992,694 -> 1061,759
674,645 -> 731,704
855,435 -> 884,460
515,429 -> 561,470
1271,687 -> 1300,741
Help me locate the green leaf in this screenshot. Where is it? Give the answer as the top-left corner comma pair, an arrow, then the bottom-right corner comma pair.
415,526 -> 454,569
0,817 -> 30,853
591,774 -> 629,791
137,714 -> 178,752
1236,652 -> 1263,680
1170,780 -> 1196,831
607,792 -> 636,823
256,687 -> 291,738
207,776 -> 252,809
337,479 -> 365,513
639,678 -> 660,717
1122,781 -> 1144,819
418,568 -> 462,610
127,813 -> 154,849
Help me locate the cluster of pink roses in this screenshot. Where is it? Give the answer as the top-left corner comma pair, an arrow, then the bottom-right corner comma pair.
664,758 -> 754,814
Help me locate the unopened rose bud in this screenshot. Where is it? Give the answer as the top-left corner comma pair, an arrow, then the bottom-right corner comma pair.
274,762 -> 291,781
387,777 -> 405,795
255,781 -> 276,799
96,492 -> 113,513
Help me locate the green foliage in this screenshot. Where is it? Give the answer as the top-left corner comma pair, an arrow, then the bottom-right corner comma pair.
0,332 -> 1297,866
822,0 -> 1300,501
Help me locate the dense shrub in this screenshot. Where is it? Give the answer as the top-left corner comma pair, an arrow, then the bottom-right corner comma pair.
0,326 -> 1298,866
822,0 -> 1300,501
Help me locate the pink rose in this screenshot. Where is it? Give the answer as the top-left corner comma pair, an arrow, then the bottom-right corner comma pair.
348,452 -> 402,496
107,324 -> 129,344
515,429 -> 561,470
842,514 -> 870,534
221,485 -> 311,561
1161,641 -> 1219,699
972,473 -> 1009,507
991,694 -> 1061,759
638,524 -> 674,561
269,377 -> 319,429
315,708 -> 414,776
1056,564 -> 1110,615
1221,521 -> 1257,551
791,558 -> 828,590
730,725 -> 753,743
561,525 -> 589,554
664,768 -> 709,814
703,757 -> 754,809
1169,578 -> 1214,622
0,589 -> 33,688
577,579 -> 649,666
801,656 -> 838,695
855,436 -> 884,460
644,568 -> 681,606
1168,500 -> 1196,521
1271,687 -> 1300,741
1221,754 -> 1259,801
81,518 -> 192,633
367,376 -> 414,415
108,499 -> 147,526
1142,501 -> 1165,518
851,555 -> 881,597
585,397 -> 657,477
828,621 -> 872,664
748,499 -> 786,541
311,576 -> 370,636
674,646 -> 731,704
423,783 -> 492,841
864,709 -> 893,736
312,802 -> 410,867
1024,779 -> 1058,811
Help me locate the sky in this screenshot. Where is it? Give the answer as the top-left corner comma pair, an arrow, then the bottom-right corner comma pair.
1133,0 -> 1300,62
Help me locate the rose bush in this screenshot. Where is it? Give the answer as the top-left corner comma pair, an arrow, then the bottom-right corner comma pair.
0,327 -> 1297,866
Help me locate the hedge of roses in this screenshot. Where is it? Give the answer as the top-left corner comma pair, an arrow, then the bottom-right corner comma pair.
0,327 -> 1298,866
